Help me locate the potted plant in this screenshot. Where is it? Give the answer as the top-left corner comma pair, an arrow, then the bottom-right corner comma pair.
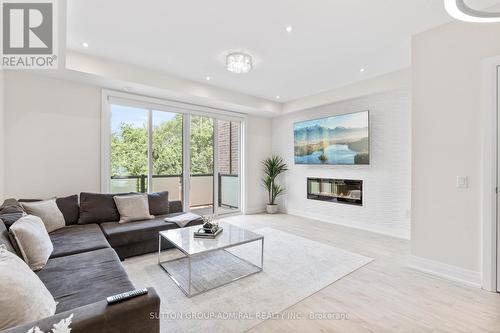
262,155 -> 288,214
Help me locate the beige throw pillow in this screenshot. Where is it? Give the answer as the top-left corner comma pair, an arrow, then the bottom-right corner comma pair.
20,199 -> 65,233
114,194 -> 154,223
9,215 -> 54,271
0,245 -> 57,330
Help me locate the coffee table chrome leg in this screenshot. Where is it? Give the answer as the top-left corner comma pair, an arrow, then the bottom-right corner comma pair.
188,256 -> 192,297
261,238 -> 264,270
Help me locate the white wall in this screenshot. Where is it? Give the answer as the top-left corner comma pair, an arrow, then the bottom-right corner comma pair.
412,19 -> 500,274
4,71 -> 103,198
272,89 -> 411,239
244,115 -> 272,213
0,69 -> 4,202
3,71 -> 273,212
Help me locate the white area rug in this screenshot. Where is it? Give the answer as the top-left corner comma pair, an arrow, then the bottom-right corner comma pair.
123,227 -> 373,333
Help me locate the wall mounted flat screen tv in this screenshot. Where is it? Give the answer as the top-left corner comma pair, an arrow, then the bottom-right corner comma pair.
294,110 -> 369,165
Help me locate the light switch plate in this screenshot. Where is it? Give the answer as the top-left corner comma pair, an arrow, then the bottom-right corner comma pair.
456,176 -> 469,189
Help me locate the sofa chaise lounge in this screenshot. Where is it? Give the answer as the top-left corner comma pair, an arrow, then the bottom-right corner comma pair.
0,192 -> 203,333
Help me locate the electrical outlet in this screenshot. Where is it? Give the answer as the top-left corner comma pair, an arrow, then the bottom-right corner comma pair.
456,176 -> 469,189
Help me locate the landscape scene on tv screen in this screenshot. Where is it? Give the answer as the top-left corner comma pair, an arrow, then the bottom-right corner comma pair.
294,111 -> 369,165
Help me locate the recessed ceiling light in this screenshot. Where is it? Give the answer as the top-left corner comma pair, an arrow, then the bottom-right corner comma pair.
276,95 -> 281,100
285,25 -> 293,33
360,68 -> 366,73
444,0 -> 500,23
205,76 -> 211,81
123,87 -> 131,91
82,42 -> 89,48
226,52 -> 253,74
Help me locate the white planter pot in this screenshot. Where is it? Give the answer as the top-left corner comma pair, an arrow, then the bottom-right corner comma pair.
266,204 -> 279,214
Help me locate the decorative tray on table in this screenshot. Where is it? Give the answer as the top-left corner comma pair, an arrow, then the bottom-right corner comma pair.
194,215 -> 223,239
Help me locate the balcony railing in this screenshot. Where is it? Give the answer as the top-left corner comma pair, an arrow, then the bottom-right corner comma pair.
111,173 -> 239,209
218,173 -> 239,208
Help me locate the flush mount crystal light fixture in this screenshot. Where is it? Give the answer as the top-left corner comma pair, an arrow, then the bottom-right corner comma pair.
226,52 -> 253,74
444,0 -> 500,23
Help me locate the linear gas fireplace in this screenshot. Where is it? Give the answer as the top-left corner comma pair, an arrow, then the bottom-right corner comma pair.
307,178 -> 363,206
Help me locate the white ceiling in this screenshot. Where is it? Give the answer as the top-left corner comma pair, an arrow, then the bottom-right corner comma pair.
67,0 -> 500,103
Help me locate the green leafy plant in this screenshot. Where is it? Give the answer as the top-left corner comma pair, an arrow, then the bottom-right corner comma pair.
262,155 -> 288,205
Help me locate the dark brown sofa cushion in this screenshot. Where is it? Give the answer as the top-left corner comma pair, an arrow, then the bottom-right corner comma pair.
78,192 -> 131,225
0,199 -> 25,228
0,219 -> 15,253
99,215 -> 180,248
18,195 -> 80,226
49,224 -> 110,259
55,195 -> 79,225
168,200 -> 183,214
36,248 -> 134,313
0,218 -> 22,256
147,191 -> 169,216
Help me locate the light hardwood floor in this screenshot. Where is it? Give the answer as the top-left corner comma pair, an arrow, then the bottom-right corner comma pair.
220,213 -> 500,333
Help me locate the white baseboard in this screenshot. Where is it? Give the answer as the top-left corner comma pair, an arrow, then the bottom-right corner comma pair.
285,207 -> 410,240
408,255 -> 481,288
244,207 -> 266,214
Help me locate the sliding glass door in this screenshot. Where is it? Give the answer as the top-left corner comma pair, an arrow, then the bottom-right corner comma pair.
151,111 -> 183,201
189,115 -> 214,214
216,120 -> 240,214
107,100 -> 240,216
110,105 -> 149,193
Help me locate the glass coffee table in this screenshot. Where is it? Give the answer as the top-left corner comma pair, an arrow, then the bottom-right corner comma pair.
158,222 -> 264,297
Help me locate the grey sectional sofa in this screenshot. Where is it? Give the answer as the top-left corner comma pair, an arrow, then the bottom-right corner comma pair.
0,193 -> 203,333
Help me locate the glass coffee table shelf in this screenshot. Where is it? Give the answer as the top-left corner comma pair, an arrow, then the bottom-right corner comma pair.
158,222 -> 264,297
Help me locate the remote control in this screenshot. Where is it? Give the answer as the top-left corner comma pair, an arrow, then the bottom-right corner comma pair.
106,288 -> 148,304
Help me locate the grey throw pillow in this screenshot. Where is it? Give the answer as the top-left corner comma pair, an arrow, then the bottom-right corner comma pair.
21,199 -> 65,233
113,194 -> 154,223
19,195 -> 80,225
0,244 -> 56,330
9,215 -> 54,271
